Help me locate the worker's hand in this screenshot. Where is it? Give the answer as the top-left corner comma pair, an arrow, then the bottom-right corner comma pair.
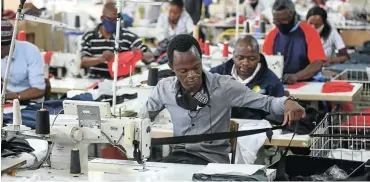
142,52 -> 155,63
102,50 -> 114,62
283,74 -> 299,84
283,100 -> 305,126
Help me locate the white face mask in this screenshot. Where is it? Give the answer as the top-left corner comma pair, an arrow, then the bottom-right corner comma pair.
316,25 -> 324,33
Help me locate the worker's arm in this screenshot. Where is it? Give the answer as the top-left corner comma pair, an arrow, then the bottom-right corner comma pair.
225,76 -> 286,116
294,60 -> 324,81
81,56 -> 106,68
6,44 -> 46,101
80,32 -> 107,68
139,79 -> 165,121
6,88 -> 44,101
225,76 -> 305,124
326,30 -> 349,64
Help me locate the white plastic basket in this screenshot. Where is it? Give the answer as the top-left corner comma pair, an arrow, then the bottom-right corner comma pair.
310,112 -> 370,162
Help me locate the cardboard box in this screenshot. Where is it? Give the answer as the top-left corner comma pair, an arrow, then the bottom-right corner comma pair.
17,13 -> 65,52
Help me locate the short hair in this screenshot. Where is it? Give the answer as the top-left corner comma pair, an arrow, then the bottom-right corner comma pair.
272,0 -> 296,18
169,0 -> 184,8
102,2 -> 117,14
167,34 -> 202,68
236,35 -> 260,53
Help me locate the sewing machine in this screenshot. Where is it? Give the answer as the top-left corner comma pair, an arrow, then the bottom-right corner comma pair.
3,100 -> 152,174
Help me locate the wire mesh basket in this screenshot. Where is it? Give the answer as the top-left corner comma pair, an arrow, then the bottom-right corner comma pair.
310,112 -> 370,162
331,69 -> 370,111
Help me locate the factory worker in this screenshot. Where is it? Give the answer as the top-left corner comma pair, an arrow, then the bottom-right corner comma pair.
140,34 -> 305,165
155,0 -> 194,42
210,35 -> 285,164
306,6 -> 349,65
1,19 -> 45,104
263,0 -> 327,84
80,2 -> 154,79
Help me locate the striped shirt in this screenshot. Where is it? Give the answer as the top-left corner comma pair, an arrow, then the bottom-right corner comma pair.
80,24 -> 149,78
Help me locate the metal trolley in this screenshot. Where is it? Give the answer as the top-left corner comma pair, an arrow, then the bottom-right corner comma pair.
331,69 -> 370,111
310,112 -> 370,162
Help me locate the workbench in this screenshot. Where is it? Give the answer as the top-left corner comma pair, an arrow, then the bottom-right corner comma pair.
285,82 -> 363,102
50,77 -> 100,94
151,119 -> 311,148
1,159 -> 276,181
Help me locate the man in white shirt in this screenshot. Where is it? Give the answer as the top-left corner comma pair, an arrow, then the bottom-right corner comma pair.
155,0 -> 194,42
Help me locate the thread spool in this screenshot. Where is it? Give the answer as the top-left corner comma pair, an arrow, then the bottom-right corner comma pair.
17,31 -> 26,41
35,106 -> 50,135
245,21 -> 250,33
204,40 -> 210,56
12,99 -> 22,131
148,67 -> 159,86
75,15 -> 80,28
222,41 -> 229,58
260,21 -> 266,34
70,148 -> 81,177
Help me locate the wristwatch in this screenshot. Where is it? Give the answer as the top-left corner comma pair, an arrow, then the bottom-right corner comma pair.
286,96 -> 299,102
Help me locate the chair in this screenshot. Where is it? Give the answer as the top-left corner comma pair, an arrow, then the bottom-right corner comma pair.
230,120 -> 239,164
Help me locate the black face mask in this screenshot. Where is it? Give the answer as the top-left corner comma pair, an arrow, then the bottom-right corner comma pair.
175,73 -> 210,111
277,17 -> 296,35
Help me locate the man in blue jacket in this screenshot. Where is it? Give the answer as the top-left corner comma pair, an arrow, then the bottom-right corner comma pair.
210,35 -> 285,120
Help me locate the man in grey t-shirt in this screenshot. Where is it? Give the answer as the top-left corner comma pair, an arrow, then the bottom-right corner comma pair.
140,34 -> 305,165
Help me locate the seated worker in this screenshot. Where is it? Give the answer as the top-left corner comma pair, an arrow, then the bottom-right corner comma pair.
263,0 -> 327,84
1,19 -> 45,104
81,2 -> 154,79
210,35 -> 285,119
244,0 -> 270,19
155,0 -> 194,42
140,34 -> 305,165
211,35 -> 284,164
306,6 -> 349,66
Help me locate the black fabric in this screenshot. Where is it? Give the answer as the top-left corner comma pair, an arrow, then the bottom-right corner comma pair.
184,0 -> 202,25
95,93 -> 138,106
1,137 -> 35,157
193,169 -> 268,181
158,69 -> 175,80
281,107 -> 319,135
151,126 -> 282,146
159,151 -> 209,165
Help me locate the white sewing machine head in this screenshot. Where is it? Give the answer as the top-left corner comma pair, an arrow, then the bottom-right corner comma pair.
265,55 -> 284,80
50,100 -> 151,173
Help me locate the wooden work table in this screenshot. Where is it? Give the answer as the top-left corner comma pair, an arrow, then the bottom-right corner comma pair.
285,82 -> 363,102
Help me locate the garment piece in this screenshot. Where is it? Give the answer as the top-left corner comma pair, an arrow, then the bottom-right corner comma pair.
106,50 -> 143,78
235,120 -> 271,164
263,22 -> 327,76
193,169 -> 268,181
159,151 -> 209,165
80,24 -> 149,78
1,41 -> 45,92
210,54 -> 285,120
2,137 -> 35,157
184,0 -> 202,25
140,70 -> 287,163
155,11 -> 194,42
322,81 -> 354,93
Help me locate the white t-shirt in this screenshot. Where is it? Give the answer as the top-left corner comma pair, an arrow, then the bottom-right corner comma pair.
155,10 -> 194,41
321,26 -> 346,59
